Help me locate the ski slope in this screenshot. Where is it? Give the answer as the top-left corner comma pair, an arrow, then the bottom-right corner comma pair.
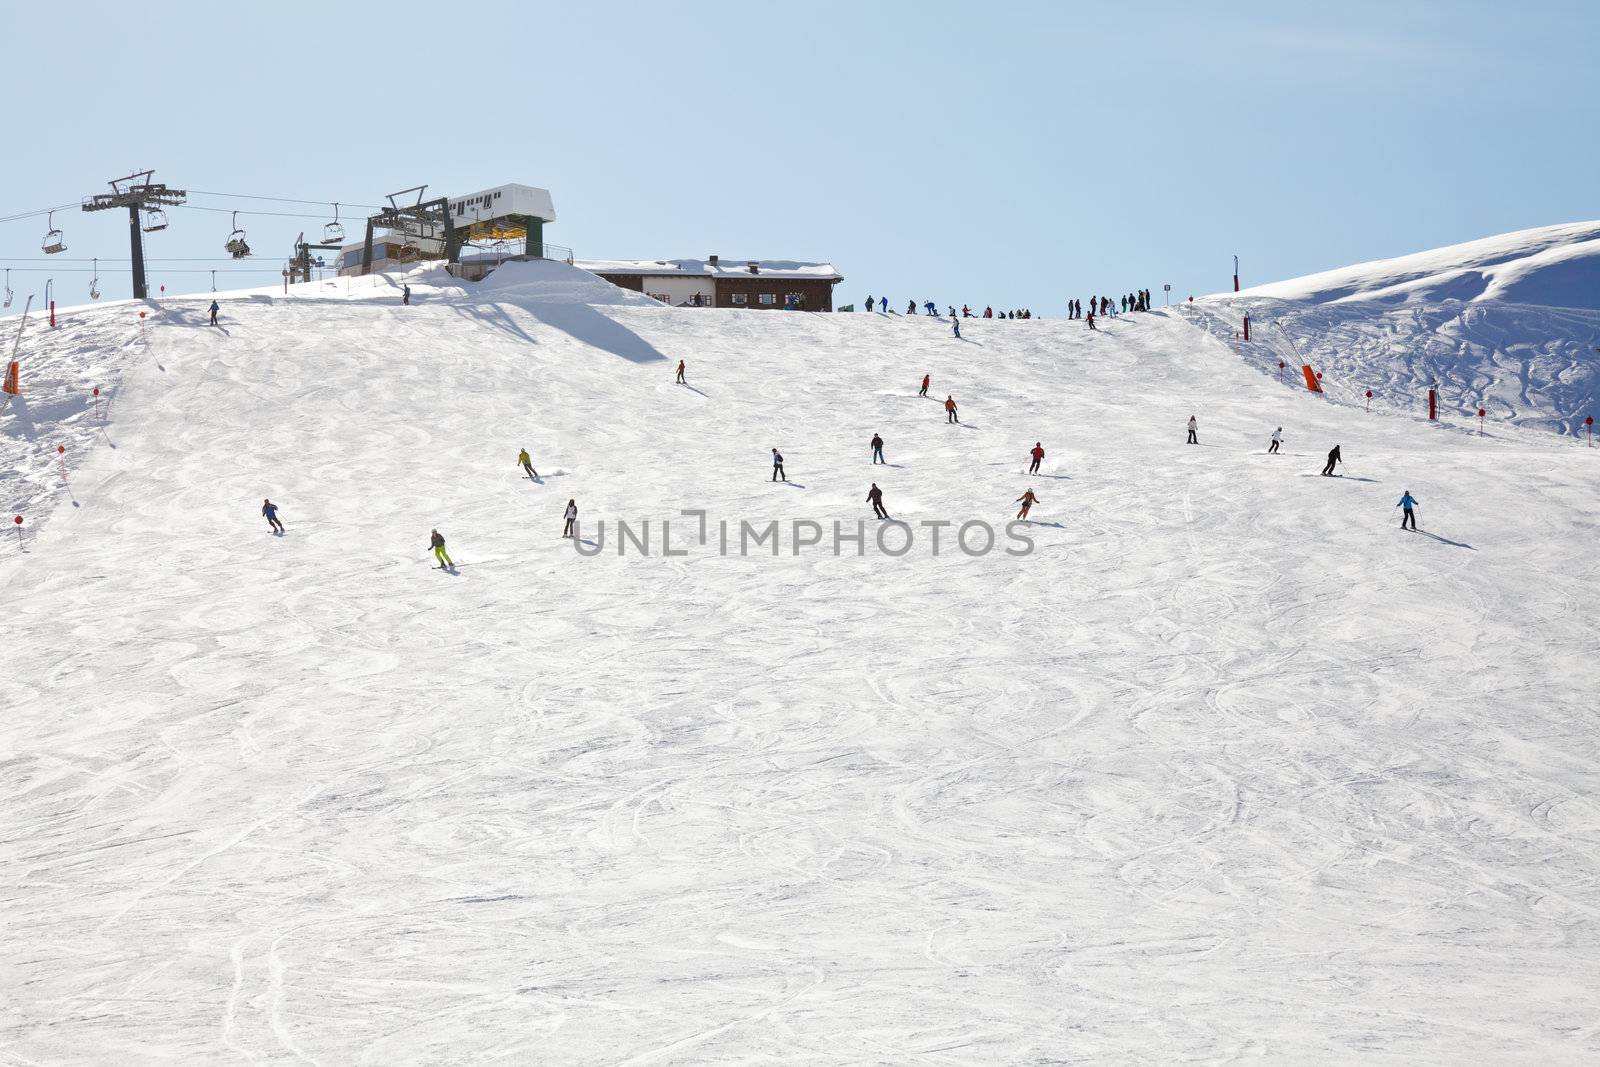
3,262 -> 1599,1061
1184,221 -> 1600,437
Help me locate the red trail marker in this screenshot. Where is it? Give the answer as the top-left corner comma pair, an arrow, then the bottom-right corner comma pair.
1365,389 -> 1373,413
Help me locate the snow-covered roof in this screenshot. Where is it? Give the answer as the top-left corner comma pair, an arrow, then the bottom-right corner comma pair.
575,258 -> 842,281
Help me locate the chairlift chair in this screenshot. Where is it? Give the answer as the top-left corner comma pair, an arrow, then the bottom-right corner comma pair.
42,211 -> 66,254
224,211 -> 251,259
323,203 -> 345,245
393,232 -> 420,263
89,259 -> 100,300
142,207 -> 169,233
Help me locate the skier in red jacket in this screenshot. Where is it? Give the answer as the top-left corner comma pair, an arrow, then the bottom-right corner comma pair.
1028,442 -> 1044,474
1015,489 -> 1039,520
919,374 -> 930,397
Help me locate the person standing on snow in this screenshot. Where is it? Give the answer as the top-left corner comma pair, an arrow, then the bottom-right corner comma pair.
563,500 -> 577,538
1396,491 -> 1419,530
1086,310 -> 1096,331
262,498 -> 284,535
517,448 -> 538,480
430,528 -> 453,569
1015,489 -> 1039,520
1322,445 -> 1342,476
879,296 -> 888,313
871,433 -> 886,464
1268,427 -> 1283,454
907,300 -> 917,316
867,483 -> 888,519
1187,415 -> 1199,444
919,373 -> 930,397
402,285 -> 411,306
209,300 -> 220,326
865,294 -> 873,312
984,306 -> 993,318
771,448 -> 787,482
675,359 -> 686,383
953,318 -> 961,339
1029,442 -> 1045,474
944,395 -> 959,424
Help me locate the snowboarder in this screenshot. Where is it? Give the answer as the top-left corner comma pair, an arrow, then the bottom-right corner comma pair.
867,482 -> 888,519
430,528 -> 453,569
209,300 -> 220,326
1268,427 -> 1283,454
675,359 -> 686,383
1029,442 -> 1045,474
402,284 -> 411,306
1322,445 -> 1342,476
944,395 -> 959,424
1396,491 -> 1419,530
919,374 -> 930,397
984,306 -> 993,318
563,500 -> 577,538
907,300 -> 917,316
871,433 -> 885,464
517,448 -> 538,480
1187,415 -> 1198,445
925,301 -> 937,316
771,448 -> 786,481
261,498 -> 283,534
865,294 -> 873,312
879,296 -> 888,313
1086,311 -> 1096,331
1015,489 -> 1039,520
962,305 -> 972,317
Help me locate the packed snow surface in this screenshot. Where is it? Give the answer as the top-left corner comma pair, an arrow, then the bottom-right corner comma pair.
3,263 -> 1599,1061
1188,221 -> 1600,437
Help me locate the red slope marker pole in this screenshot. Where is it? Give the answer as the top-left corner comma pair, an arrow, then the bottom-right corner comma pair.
12,515 -> 21,547
1365,389 -> 1373,413
57,445 -> 67,482
1278,360 -> 1285,384
92,386 -> 100,420
1586,416 -> 1593,447
1478,408 -> 1486,436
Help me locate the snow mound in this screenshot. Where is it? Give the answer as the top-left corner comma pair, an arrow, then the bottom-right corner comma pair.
472,257 -> 662,306
1189,222 -> 1600,435
1231,221 -> 1600,310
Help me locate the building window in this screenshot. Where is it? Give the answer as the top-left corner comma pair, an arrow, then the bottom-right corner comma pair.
759,293 -> 776,305
649,292 -> 670,303
731,293 -> 748,305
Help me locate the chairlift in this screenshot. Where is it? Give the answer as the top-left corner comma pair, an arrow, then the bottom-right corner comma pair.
393,231 -> 420,263
2,269 -> 12,309
142,207 -> 169,233
89,259 -> 101,300
42,211 -> 66,254
323,203 -> 345,245
224,211 -> 251,259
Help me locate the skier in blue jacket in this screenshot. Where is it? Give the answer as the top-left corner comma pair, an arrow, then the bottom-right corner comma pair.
1396,492 -> 1419,531
262,498 -> 284,534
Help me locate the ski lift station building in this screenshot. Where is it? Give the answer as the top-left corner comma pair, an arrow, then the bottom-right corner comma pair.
336,183 -> 556,276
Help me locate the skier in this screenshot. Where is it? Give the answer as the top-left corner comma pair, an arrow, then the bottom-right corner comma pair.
1268,427 -> 1283,454
1186,415 -> 1198,445
919,373 -> 930,397
675,359 -> 687,384
871,433 -> 885,464
907,300 -> 917,316
865,294 -> 873,312
953,318 -> 961,339
879,296 -> 888,313
867,482 -> 888,519
563,499 -> 577,538
402,284 -> 411,306
1396,490 -> 1419,531
517,448 -> 538,480
1321,445 -> 1342,477
771,448 -> 786,481
261,498 -> 284,534
984,306 -> 993,318
209,300 -> 220,326
944,395 -> 959,424
1015,488 -> 1039,520
1029,442 -> 1045,474
1086,311 -> 1096,331
430,528 -> 453,569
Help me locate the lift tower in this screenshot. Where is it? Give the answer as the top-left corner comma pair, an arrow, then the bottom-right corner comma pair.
81,171 -> 187,299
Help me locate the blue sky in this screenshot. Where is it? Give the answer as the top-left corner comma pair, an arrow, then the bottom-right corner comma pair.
4,0 -> 1596,307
